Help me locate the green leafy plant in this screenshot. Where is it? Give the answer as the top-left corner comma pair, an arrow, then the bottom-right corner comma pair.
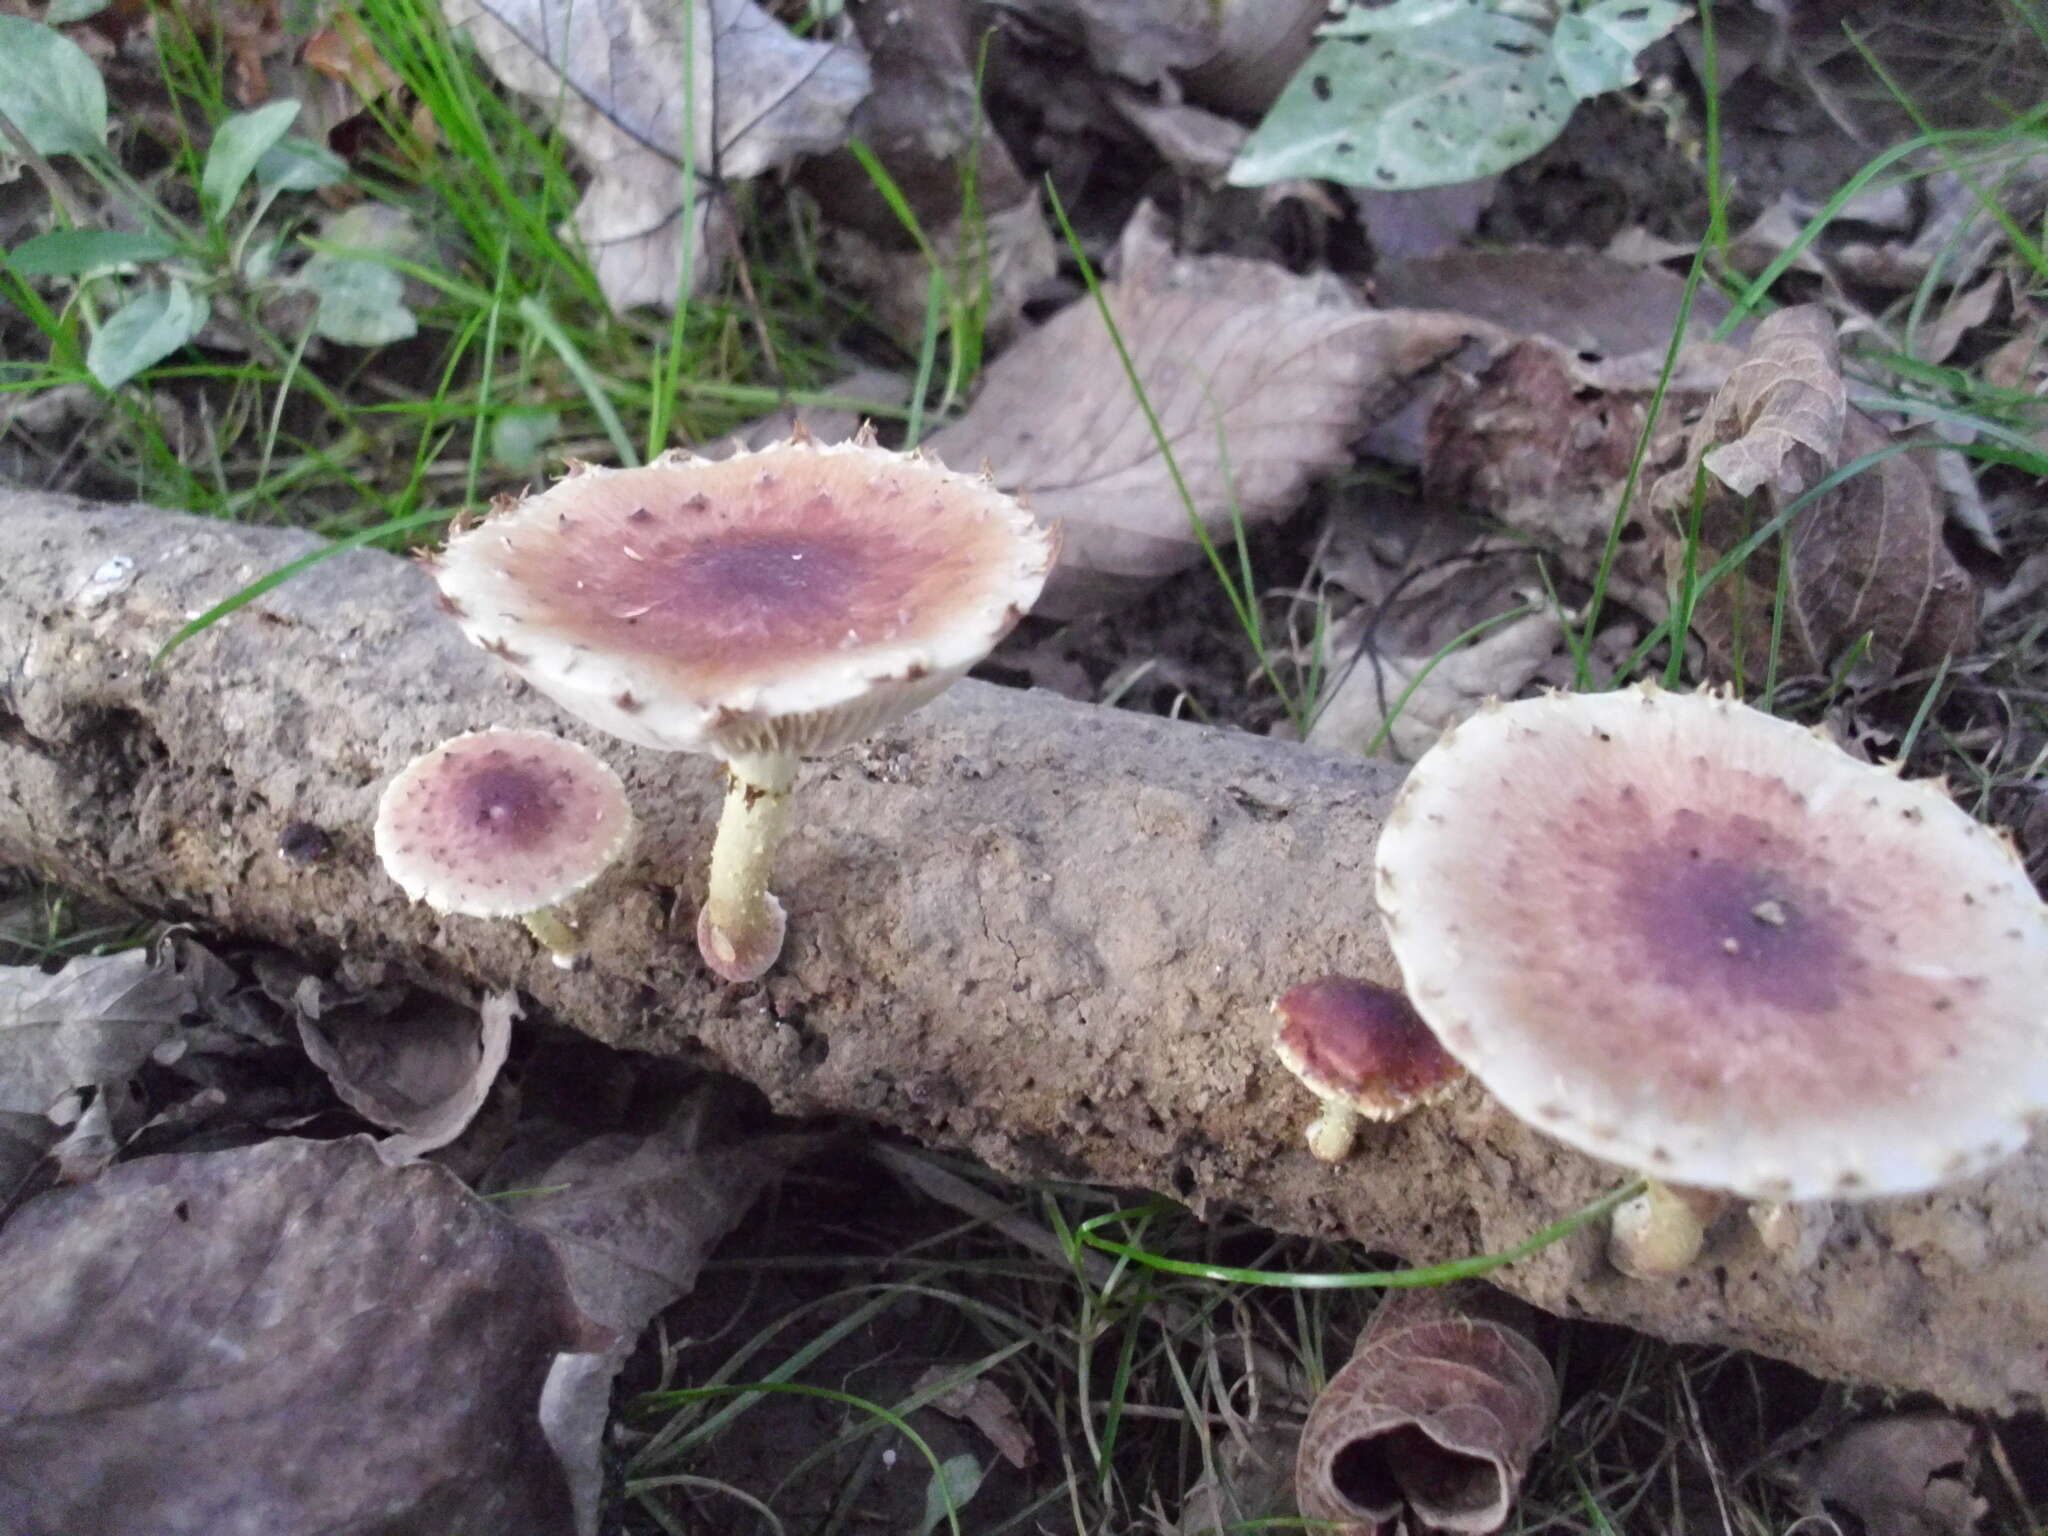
1229,0 -> 1689,190
0,17 -> 406,391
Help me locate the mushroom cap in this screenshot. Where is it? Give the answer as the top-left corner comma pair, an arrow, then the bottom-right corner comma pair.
1374,684 -> 2048,1201
374,729 -> 633,918
431,437 -> 1058,758
1272,977 -> 1465,1121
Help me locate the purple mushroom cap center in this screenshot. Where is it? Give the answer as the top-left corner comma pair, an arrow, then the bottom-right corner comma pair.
452,760 -> 563,850
1616,810 -> 1853,1015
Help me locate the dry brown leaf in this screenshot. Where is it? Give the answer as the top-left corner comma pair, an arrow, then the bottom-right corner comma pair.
0,1136 -> 597,1535
1649,306 -> 1979,682
0,937 -> 232,1117
491,1121 -> 812,1535
1310,606 -> 1564,762
445,0 -> 869,312
1376,250 -> 1743,357
296,988 -> 515,1163
1314,1291 -> 1556,1527
926,205 -> 1490,615
1296,1285 -> 1557,1535
1795,1414 -> 1985,1536
913,1365 -> 1038,1470
1425,334 -> 1738,618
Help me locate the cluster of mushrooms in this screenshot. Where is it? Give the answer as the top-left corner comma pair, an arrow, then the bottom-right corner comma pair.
372,426 -> 1057,982
367,422 -> 2048,1300
1275,684 -> 2048,1280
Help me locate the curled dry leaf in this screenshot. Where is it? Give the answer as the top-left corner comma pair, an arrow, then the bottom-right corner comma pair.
1296,1285 -> 1557,1536
1794,1414 -> 1985,1536
926,205 -> 1489,615
0,1136 -> 597,1536
1648,305 -> 1979,683
1426,334 -> 1738,619
444,0 -> 868,312
296,988 -> 516,1163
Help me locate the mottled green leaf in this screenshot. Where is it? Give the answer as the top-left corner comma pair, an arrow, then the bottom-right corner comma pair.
1230,17 -> 1572,190
916,1454 -> 983,1536
4,228 -> 175,277
201,100 -> 301,215
301,254 -> 417,347
86,281 -> 207,390
254,136 -> 348,192
0,17 -> 108,158
1554,0 -> 1690,99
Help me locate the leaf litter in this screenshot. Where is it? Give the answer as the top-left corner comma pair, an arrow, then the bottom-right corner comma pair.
0,1135 -> 601,1536
927,203 -> 1492,615
445,0 -> 870,310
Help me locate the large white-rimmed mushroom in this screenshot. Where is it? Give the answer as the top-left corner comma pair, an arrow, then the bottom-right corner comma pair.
429,431 -> 1057,983
1374,683 -> 2048,1271
374,728 -> 634,969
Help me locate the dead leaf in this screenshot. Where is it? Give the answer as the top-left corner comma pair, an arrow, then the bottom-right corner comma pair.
0,1136 -> 597,1535
446,0 -> 869,311
822,197 -> 1057,355
1795,1414 -> 1985,1536
991,0 -> 1217,86
1918,272 -> 2003,367
297,988 -> 515,1163
0,939 -> 223,1116
1649,306 -> 1979,682
1296,1285 -> 1557,1536
1176,1418 -> 1301,1535
1376,250 -> 1744,358
490,1120 -> 814,1535
926,204 -> 1490,615
913,1364 -> 1037,1469
1425,334 -> 1738,619
1311,606 -> 1564,762
1107,89 -> 1248,184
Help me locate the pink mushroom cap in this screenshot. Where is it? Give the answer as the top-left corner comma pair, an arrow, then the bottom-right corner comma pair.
374,729 -> 633,917
428,435 -> 1057,759
1273,977 -> 1466,1120
1374,683 -> 2048,1201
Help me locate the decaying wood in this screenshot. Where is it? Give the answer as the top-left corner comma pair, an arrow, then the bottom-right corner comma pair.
2,492 -> 2044,1409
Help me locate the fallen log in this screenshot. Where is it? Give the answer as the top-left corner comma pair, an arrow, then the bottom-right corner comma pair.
3,492 -> 2043,1409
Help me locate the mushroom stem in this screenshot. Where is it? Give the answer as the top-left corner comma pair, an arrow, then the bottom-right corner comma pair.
521,907 -> 585,971
697,750 -> 798,983
1305,1100 -> 1362,1163
1608,1179 -> 1723,1278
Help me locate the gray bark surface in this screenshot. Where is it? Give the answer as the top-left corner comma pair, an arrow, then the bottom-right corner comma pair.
2,493 -> 2042,1408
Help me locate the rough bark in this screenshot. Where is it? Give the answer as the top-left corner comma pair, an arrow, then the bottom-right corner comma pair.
2,493 -> 2044,1409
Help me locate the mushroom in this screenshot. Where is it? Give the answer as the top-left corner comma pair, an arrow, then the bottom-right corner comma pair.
428,431 -> 1056,982
374,728 -> 633,969
1272,976 -> 1466,1161
1373,683 -> 2048,1270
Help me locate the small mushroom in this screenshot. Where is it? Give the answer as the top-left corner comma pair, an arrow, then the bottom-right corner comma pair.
1272,977 -> 1465,1161
429,431 -> 1055,982
373,728 -> 633,969
1373,683 -> 2048,1269
1607,1181 -> 1727,1279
